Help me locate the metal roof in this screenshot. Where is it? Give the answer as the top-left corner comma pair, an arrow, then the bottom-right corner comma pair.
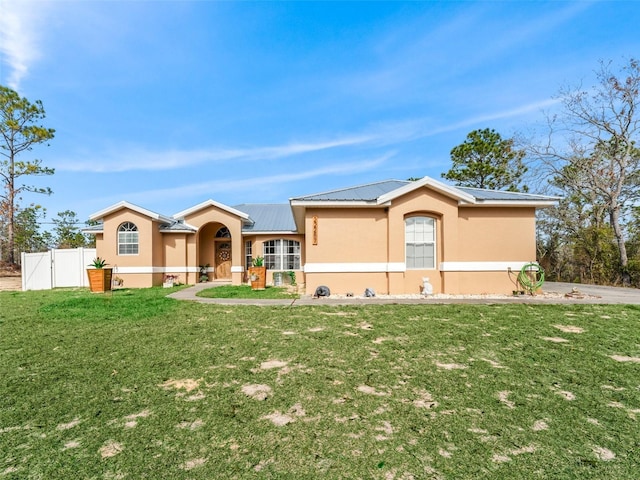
234,204 -> 297,232
292,178 -> 558,206
456,187 -> 560,202
291,180 -> 409,202
159,220 -> 198,233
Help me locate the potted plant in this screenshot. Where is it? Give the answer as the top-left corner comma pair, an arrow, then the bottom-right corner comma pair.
163,274 -> 178,288
87,257 -> 113,293
199,264 -> 210,283
248,256 -> 266,290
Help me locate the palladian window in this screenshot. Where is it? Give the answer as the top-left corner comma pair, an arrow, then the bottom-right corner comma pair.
263,239 -> 300,270
118,222 -> 139,255
405,217 -> 435,269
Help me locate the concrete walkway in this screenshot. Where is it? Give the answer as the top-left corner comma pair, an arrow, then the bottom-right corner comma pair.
167,281 -> 640,306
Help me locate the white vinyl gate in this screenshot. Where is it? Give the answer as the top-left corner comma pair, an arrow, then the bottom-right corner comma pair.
21,248 -> 97,291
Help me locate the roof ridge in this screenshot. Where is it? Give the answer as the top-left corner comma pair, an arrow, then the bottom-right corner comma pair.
457,186 -> 560,199
291,179 -> 409,199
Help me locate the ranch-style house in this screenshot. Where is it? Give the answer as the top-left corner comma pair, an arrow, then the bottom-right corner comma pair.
86,176 -> 557,295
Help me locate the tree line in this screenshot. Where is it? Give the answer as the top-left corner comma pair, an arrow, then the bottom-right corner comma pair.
2,59 -> 640,286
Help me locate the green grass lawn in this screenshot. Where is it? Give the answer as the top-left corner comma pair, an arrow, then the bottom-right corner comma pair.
196,285 -> 299,299
1,288 -> 639,479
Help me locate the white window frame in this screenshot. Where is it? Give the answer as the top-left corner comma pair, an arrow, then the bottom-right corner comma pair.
118,222 -> 139,256
405,216 -> 436,269
263,239 -> 300,270
245,240 -> 252,270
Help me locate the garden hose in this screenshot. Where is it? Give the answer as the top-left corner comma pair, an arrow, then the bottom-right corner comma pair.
517,263 -> 545,294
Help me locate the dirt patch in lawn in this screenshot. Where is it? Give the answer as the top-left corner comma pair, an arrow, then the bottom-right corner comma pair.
242,384 -> 272,400
609,355 -> 640,363
159,378 -> 201,392
99,440 -> 124,459
261,403 -> 306,426
553,325 -> 585,333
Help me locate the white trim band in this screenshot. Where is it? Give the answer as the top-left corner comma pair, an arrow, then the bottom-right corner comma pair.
439,261 -> 532,272
304,262 -> 406,273
113,266 -> 199,274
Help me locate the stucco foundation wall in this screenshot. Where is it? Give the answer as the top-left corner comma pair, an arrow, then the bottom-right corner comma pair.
446,271 -> 521,295
306,272 -> 390,296
401,270 -> 441,295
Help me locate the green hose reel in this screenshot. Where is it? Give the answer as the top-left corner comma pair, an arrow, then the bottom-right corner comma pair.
517,263 -> 545,295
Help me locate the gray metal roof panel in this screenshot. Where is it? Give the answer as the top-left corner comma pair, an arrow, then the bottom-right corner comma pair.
456,187 -> 559,202
159,220 -> 197,232
291,180 -> 410,202
234,204 -> 297,232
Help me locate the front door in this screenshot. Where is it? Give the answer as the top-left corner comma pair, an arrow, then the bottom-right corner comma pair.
215,242 -> 232,279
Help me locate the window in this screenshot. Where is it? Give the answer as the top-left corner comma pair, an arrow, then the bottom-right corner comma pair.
216,226 -> 231,238
245,240 -> 252,270
405,217 -> 435,269
263,239 -> 300,270
118,222 -> 139,255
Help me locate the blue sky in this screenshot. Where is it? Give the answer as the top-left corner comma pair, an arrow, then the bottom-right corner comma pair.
1,1 -> 639,225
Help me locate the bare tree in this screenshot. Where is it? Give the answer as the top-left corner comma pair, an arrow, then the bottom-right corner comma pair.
533,59 -> 640,286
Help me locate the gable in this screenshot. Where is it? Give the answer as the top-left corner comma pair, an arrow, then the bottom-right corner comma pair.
89,201 -> 174,223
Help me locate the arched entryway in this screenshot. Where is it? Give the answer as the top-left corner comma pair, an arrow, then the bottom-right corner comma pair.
214,227 -> 232,279
198,223 -> 233,281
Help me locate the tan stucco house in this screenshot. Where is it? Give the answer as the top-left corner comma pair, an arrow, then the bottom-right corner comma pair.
86,176 -> 557,295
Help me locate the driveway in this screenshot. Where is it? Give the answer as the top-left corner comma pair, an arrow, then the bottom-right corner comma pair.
542,282 -> 640,304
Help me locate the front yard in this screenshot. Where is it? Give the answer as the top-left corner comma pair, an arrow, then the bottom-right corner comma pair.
1,287 -> 639,478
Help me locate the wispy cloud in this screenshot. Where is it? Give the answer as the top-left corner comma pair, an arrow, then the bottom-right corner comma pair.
55,134 -> 375,172
106,154 -> 393,206
0,1 -> 45,91
427,98 -> 562,136
55,94 -> 556,175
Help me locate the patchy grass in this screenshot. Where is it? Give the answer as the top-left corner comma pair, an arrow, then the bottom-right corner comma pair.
196,285 -> 299,299
1,288 -> 639,479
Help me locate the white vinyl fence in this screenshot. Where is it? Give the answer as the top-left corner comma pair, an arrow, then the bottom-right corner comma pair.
21,248 -> 96,291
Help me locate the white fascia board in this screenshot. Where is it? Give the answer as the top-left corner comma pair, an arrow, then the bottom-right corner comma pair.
377,176 -> 476,205
462,200 -> 559,208
173,199 -> 251,220
89,201 -> 173,223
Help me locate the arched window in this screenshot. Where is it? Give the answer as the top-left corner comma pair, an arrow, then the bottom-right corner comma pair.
263,239 -> 300,270
215,226 -> 231,238
118,222 -> 139,255
405,217 -> 435,269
